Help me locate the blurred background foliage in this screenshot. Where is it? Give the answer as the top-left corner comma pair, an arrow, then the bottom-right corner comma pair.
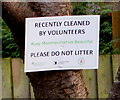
1,2 -> 120,58
71,2 -> 120,55
0,18 -> 20,58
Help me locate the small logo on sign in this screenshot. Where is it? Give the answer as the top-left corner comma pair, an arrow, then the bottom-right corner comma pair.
54,61 -> 69,65
78,58 -> 85,65
54,61 -> 58,65
32,62 -> 47,66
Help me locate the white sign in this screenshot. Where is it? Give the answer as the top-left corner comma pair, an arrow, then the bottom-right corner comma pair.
25,15 -> 100,72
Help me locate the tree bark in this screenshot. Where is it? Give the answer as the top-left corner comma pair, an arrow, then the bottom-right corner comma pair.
108,66 -> 120,99
2,2 -> 88,99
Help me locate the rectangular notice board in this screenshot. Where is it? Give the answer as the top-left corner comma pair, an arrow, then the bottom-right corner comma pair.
25,15 -> 100,72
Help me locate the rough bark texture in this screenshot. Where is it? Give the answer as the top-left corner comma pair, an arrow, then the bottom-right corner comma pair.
2,2 -> 88,99
108,66 -> 120,99
28,70 -> 88,99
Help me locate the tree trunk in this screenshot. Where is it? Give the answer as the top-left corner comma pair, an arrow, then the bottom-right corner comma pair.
2,2 -> 88,99
108,66 -> 120,99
